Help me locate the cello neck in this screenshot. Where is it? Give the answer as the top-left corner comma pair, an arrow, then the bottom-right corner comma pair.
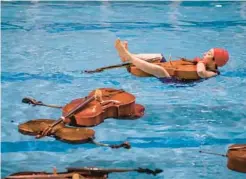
64,95 -> 95,118
199,150 -> 227,157
51,95 -> 95,128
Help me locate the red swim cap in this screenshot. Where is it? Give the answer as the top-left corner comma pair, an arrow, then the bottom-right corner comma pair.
213,48 -> 229,67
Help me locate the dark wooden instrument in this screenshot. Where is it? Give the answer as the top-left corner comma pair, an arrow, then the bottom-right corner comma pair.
20,88 -> 145,149
22,88 -> 144,128
18,119 -> 130,149
200,144 -> 246,173
5,167 -> 163,179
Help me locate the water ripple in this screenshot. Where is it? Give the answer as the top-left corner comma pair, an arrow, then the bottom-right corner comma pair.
1,72 -> 74,83
2,70 -> 246,84
2,136 -> 246,153
2,20 -> 246,32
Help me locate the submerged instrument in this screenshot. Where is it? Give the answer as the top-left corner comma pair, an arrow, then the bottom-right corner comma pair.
18,119 -> 130,149
6,166 -> 163,179
20,88 -> 145,149
83,59 -> 200,80
200,144 -> 246,173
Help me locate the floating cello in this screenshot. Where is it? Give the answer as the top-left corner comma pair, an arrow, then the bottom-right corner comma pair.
200,144 -> 246,173
18,119 -> 130,149
83,58 -> 201,81
5,167 -> 163,179
20,88 -> 145,149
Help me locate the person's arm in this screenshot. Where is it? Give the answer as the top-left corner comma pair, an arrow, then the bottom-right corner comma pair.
196,62 -> 218,78
131,57 -> 171,78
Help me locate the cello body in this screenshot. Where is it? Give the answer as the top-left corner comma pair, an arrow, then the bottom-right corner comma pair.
127,59 -> 200,80
19,88 -> 144,148
62,88 -> 144,127
227,144 -> 246,173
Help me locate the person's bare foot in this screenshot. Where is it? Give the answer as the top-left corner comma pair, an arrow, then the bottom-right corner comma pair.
115,39 -> 129,62
123,41 -> 128,50
115,39 -> 130,62
122,41 -> 129,61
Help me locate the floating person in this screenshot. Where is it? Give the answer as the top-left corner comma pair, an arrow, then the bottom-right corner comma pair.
114,39 -> 229,81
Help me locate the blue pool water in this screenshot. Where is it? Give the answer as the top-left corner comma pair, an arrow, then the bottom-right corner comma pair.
1,1 -> 246,178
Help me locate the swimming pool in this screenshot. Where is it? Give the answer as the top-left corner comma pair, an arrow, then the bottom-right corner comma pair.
1,1 -> 246,178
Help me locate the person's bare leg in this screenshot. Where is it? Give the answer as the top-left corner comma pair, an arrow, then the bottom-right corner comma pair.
115,40 -> 160,70
133,54 -> 163,61
115,39 -> 170,78
119,41 -> 163,61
